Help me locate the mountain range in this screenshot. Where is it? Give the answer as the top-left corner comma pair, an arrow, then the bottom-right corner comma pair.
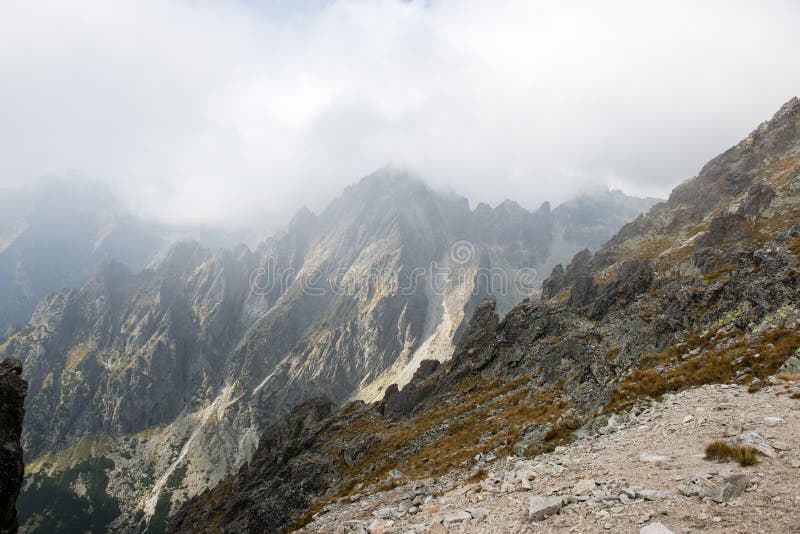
0,171 -> 657,532
170,98 -> 800,533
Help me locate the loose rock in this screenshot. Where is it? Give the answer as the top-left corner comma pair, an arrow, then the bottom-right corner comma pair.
640,522 -> 675,534
528,496 -> 565,521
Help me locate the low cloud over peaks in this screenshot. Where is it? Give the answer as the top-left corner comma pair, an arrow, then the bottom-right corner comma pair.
1,0 -> 799,227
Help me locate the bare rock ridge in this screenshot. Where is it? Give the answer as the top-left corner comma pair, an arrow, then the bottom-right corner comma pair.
171,97 -> 800,532
0,358 -> 26,534
0,170 -> 654,531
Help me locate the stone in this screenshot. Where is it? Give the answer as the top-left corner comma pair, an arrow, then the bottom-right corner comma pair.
442,511 -> 472,524
640,522 -> 675,534
790,459 -> 800,469
728,431 -> 777,458
678,474 -> 717,497
682,415 -> 694,424
639,453 -> 672,464
763,416 -> 783,426
372,506 -> 396,518
367,518 -> 387,534
528,495 -> 565,521
466,507 -> 490,521
341,520 -> 368,533
724,422 -> 743,437
515,468 -> 536,482
637,488 -> 669,501
573,479 -> 597,494
622,486 -> 668,501
707,474 -> 748,503
517,477 -> 532,490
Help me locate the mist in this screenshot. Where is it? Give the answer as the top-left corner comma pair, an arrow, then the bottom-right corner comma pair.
1,0 -> 799,228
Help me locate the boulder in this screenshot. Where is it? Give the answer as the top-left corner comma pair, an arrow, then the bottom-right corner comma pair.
678,473 -> 717,497
442,511 -> 472,524
466,507 -> 489,521
725,421 -> 743,437
528,495 -> 566,521
573,479 -> 597,495
622,486 -> 668,501
728,431 -> 776,458
707,474 -> 748,503
637,488 -> 669,501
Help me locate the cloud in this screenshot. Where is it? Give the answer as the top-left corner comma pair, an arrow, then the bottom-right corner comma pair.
1,0 -> 799,227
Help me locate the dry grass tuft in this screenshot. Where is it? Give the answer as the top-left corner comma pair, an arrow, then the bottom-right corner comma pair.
605,348 -> 621,362
789,235 -> 800,258
704,440 -> 760,466
465,468 -> 487,484
732,446 -> 760,467
606,327 -> 800,412
705,441 -> 733,461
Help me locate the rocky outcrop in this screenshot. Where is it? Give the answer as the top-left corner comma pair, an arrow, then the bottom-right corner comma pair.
0,358 -> 26,534
381,360 -> 440,419
170,396 -> 339,534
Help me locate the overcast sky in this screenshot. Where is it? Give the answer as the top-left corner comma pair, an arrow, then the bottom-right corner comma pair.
1,0 -> 799,227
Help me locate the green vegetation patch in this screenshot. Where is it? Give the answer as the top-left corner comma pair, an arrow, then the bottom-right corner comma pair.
18,457 -> 120,534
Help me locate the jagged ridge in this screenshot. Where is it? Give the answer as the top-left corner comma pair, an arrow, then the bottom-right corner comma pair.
171,98 -> 800,533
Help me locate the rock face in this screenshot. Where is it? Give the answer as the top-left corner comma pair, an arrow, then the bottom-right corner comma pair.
173,98 -> 800,532
171,396 -> 337,534
0,169 -> 654,531
0,358 -> 27,533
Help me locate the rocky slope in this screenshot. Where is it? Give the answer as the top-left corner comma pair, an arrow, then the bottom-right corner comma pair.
0,170 -> 652,532
171,97 -> 800,533
0,358 -> 27,534
297,380 -> 800,533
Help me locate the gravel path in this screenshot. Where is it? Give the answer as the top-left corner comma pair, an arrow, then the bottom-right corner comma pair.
299,378 -> 800,533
